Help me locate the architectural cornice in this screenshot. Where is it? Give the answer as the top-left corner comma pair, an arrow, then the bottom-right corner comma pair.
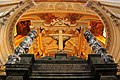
0,1 -> 21,7
0,1 -> 24,26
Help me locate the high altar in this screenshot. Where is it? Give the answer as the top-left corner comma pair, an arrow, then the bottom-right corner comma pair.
26,19 -> 92,59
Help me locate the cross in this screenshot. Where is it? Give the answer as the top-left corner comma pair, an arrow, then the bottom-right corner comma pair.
48,30 -> 73,51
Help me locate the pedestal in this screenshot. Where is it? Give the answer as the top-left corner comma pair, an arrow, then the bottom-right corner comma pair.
88,54 -> 118,80
5,54 -> 34,80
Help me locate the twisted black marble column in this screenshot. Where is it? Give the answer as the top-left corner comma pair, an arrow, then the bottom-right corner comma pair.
84,30 -> 114,63
7,29 -> 37,64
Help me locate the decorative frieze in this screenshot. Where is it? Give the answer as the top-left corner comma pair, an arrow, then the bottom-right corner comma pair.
34,2 -> 92,13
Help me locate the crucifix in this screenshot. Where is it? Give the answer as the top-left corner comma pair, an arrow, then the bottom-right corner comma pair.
48,30 -> 72,52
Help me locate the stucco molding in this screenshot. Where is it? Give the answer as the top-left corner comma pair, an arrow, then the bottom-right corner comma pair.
7,0 -> 35,52
0,1 -> 24,31
99,2 -> 120,27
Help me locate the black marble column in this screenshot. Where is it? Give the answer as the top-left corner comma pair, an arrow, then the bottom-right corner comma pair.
84,30 -> 114,63
7,29 -> 37,64
5,29 -> 37,80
